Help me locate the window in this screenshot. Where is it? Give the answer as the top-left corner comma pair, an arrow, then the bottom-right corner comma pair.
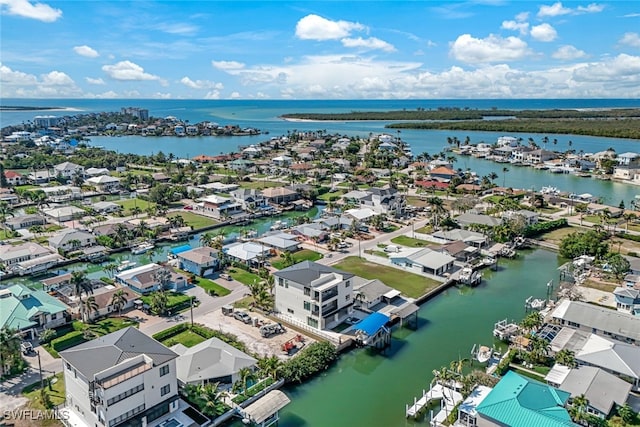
160,384 -> 171,396
304,301 -> 311,311
345,280 -> 350,287
159,365 -> 169,377
304,287 -> 311,296
51,313 -> 57,320
107,384 -> 144,406
287,308 -> 294,314
278,278 -> 284,287
346,294 -> 351,301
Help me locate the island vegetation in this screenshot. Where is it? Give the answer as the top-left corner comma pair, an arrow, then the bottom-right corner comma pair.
281,108 -> 640,139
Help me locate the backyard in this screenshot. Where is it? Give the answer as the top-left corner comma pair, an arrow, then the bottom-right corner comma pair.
333,256 -> 441,298
175,211 -> 218,229
227,267 -> 262,286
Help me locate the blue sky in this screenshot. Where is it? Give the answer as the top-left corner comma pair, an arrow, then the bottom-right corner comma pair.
1,0 -> 639,99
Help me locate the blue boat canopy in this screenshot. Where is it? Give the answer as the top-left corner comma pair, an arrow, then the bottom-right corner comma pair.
354,312 -> 389,336
171,245 -> 192,255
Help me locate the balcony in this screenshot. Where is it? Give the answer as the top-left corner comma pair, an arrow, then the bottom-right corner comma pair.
96,362 -> 151,389
321,288 -> 338,301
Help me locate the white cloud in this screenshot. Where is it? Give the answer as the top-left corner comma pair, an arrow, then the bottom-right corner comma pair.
0,0 -> 61,22
153,92 -> 172,99
229,91 -> 241,99
552,45 -> 587,60
95,91 -> 119,99
86,77 -> 105,85
212,60 -> 245,71
538,2 -> 604,18
295,14 -> 365,41
341,37 -> 396,52
501,20 -> 529,35
0,63 -> 80,97
204,90 -> 221,99
515,12 -> 529,22
102,61 -> 161,81
180,76 -> 223,90
450,34 -> 530,63
573,54 -> 640,82
73,45 -> 99,58
41,70 -> 74,85
155,23 -> 198,35
619,32 -> 640,48
530,23 -> 557,42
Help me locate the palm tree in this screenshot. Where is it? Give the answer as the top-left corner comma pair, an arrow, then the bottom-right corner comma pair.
555,349 -> 577,368
257,355 -> 282,380
109,289 -> 128,316
135,220 -> 150,238
237,367 -> 256,395
130,206 -> 142,218
198,382 -> 227,417
520,311 -> 543,334
103,263 -> 118,279
0,201 -> 14,237
70,271 -> 93,305
153,268 -> 173,291
570,394 -> 589,424
0,327 -> 21,376
502,167 -> 509,188
150,289 -> 169,315
82,296 -> 99,322
427,197 -> 447,229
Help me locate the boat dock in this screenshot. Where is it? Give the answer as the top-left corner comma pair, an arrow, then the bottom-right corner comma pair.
405,383 -> 462,420
492,318 -> 520,341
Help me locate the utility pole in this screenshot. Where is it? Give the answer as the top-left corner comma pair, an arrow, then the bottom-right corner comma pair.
190,296 -> 194,327
358,238 -> 361,258
37,350 -> 44,390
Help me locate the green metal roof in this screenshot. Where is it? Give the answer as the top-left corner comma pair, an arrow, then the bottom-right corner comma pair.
0,284 -> 69,331
477,371 -> 576,427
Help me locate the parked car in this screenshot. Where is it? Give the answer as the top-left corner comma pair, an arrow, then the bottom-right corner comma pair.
219,273 -> 232,281
260,323 -> 285,338
345,316 -> 360,325
21,341 -> 34,356
233,311 -> 252,324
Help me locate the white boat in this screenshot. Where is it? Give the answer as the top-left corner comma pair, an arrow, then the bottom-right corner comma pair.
540,186 -> 559,195
476,345 -> 492,363
269,220 -> 287,231
458,266 -> 481,286
116,260 -> 137,272
131,242 -> 155,255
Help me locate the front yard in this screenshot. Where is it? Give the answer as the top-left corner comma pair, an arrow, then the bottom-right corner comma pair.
391,235 -> 432,248
227,267 -> 262,286
271,249 -> 323,270
22,372 -> 66,420
333,256 -> 441,298
192,276 -> 231,296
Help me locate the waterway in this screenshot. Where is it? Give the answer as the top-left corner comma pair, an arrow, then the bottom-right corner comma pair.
228,248 -> 561,427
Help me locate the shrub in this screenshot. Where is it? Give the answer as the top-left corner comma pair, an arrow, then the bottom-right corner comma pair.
51,331 -> 86,353
152,323 -> 189,342
522,218 -> 568,237
280,342 -> 337,384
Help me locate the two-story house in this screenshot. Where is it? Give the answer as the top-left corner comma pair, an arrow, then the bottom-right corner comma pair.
54,161 -> 85,179
273,261 -> 355,330
176,247 -> 220,277
60,327 -> 179,427
231,188 -> 268,212
86,175 -> 121,193
200,195 -> 243,219
613,287 -> 640,315
115,264 -> 187,295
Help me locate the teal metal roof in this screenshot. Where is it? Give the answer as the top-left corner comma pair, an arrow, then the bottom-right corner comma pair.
0,284 -> 69,331
477,371 -> 576,427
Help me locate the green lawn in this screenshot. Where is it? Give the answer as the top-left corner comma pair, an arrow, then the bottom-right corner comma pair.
415,225 -> 433,234
115,198 -> 155,215
22,372 -> 66,413
391,235 -> 431,248
178,271 -> 231,296
228,267 -> 262,286
175,211 -> 218,229
160,330 -> 207,348
239,180 -> 283,189
271,249 -> 322,269
333,256 -> 441,298
44,317 -> 138,358
140,292 -> 192,312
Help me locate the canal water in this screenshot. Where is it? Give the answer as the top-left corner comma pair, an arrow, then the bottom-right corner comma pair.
251,249 -> 560,427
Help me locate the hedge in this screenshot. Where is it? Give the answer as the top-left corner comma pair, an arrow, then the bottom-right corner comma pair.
523,218 -> 568,237
152,323 -> 248,353
51,331 -> 87,353
280,341 -> 337,384
152,323 -> 189,342
616,232 -> 640,243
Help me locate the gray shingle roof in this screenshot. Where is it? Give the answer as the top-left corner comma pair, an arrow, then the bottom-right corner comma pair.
60,327 -> 176,378
273,261 -> 353,285
560,366 -> 631,415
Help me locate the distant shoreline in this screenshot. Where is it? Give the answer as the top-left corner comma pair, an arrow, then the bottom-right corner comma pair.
0,106 -> 82,112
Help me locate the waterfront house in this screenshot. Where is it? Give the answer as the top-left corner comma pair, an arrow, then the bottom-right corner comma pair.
115,263 -> 187,295
60,327 -> 180,427
439,240 -> 478,262
0,241 -> 51,269
545,365 -> 631,419
272,155 -> 292,167
290,223 -> 328,242
429,166 -> 458,181
353,277 -> 394,310
4,170 -> 25,186
89,285 -> 140,318
49,228 -> 97,253
0,188 -> 19,205
273,261 -> 355,330
27,170 -> 53,184
549,327 -> 640,391
231,188 -> 268,212
525,149 -> 557,164
200,194 -> 243,219
228,158 -> 255,172
389,248 -> 455,277
613,287 -> 640,315
456,212 -> 502,229
256,232 -> 301,252
152,172 -> 170,182
85,167 -> 111,177
176,246 -> 220,276
171,337 -> 256,387
54,161 -> 84,179
86,175 -> 121,193
341,187 -> 405,217
223,241 -> 271,267
261,186 -> 299,205
0,283 -> 69,340
431,229 -> 489,248
460,371 -> 576,427
502,209 -> 539,226
5,214 -> 46,231
551,299 -> 640,344
41,185 -> 81,203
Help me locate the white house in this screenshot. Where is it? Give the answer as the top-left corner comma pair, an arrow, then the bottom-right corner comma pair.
0,242 -> 52,268
273,261 -> 355,330
86,175 -> 121,193
48,228 -> 96,253
54,161 -> 85,179
389,248 -> 455,277
60,327 -> 179,427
